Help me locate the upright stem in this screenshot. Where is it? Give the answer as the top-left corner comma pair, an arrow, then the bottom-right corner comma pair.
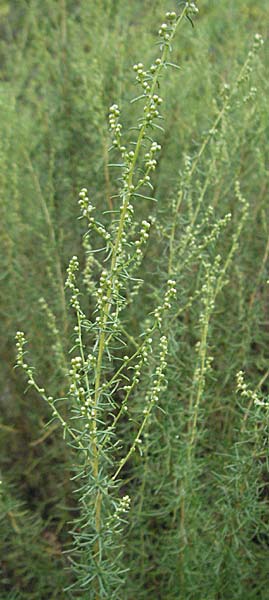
90,9 -> 188,597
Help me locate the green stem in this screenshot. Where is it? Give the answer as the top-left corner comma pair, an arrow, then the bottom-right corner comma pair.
90,9 -> 188,596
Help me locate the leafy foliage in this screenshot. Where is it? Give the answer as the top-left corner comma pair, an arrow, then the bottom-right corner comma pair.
1,1 -> 269,598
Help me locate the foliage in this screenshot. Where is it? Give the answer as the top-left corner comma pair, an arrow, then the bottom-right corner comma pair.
1,0 -> 269,598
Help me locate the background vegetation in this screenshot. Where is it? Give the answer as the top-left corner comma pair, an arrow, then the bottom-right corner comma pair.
1,1 -> 269,598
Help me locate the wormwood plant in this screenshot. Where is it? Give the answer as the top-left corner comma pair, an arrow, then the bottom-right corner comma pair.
12,1 -> 268,598
15,3 -> 200,598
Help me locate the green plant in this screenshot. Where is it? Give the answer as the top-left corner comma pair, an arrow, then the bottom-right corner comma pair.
1,0 -> 268,598
14,4 -> 200,597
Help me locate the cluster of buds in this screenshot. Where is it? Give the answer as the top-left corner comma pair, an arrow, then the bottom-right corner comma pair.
96,268 -> 111,313
186,2 -> 199,16
163,280 -> 177,309
149,57 -> 162,75
132,360 -> 143,387
236,370 -> 248,396
93,222 -> 111,242
136,141 -> 161,190
139,218 -> 152,241
165,11 -> 177,22
65,256 -> 80,311
85,352 -> 96,371
239,34 -> 264,86
133,218 -> 152,261
69,356 -> 82,381
66,255 -> 79,290
82,235 -> 96,296
108,103 -> 123,148
16,336 -> 71,432
96,269 -> 123,327
154,279 -> 177,326
79,189 -> 110,241
155,335 -> 168,379
196,212 -> 232,253
236,371 -> 261,406
184,153 -> 192,171
145,141 -> 161,172
116,199 -> 134,243
15,331 -> 47,399
133,62 -> 150,95
144,98 -> 161,125
140,335 -> 153,364
133,62 -> 145,75
193,353 -> 214,387
121,350 -> 151,424
243,86 -> 257,103
158,5 -> 197,41
235,180 -> 249,214
126,150 -> 135,165
158,22 -> 172,42
143,335 -> 168,415
128,217 -> 153,298
122,336 -> 153,401
116,494 -> 131,515
120,164 -> 132,192
69,356 -> 87,405
198,256 -> 221,328
78,187 -> 95,219
180,153 -> 192,190
137,173 -> 151,189
253,33 -> 264,52
15,331 -> 27,367
152,94 -> 163,106
108,494 -> 131,530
